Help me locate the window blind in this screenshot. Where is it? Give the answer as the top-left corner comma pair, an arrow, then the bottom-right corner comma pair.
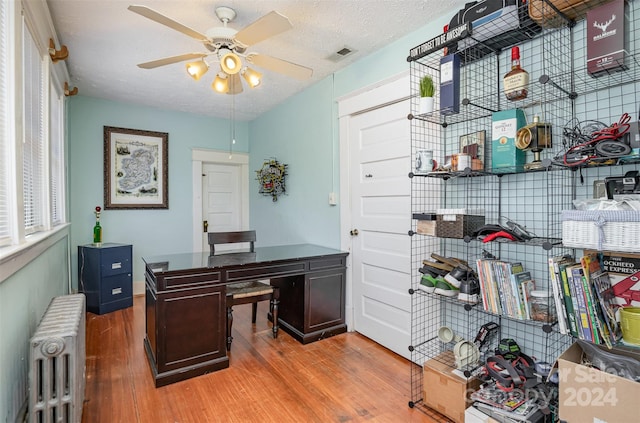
50,81 -> 64,226
22,23 -> 45,234
0,0 -> 10,246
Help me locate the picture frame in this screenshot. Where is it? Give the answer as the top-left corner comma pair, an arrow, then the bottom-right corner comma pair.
459,130 -> 486,171
103,126 -> 168,209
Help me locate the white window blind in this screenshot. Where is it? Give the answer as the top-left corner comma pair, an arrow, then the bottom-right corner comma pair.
22,23 -> 46,234
50,81 -> 64,226
0,0 -> 10,246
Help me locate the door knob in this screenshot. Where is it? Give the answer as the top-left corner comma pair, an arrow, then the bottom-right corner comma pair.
203,220 -> 208,233
350,229 -> 359,236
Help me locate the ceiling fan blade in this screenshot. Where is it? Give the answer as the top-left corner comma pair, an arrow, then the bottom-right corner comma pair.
234,11 -> 293,47
247,54 -> 313,81
228,73 -> 243,95
128,5 -> 208,41
137,53 -> 207,69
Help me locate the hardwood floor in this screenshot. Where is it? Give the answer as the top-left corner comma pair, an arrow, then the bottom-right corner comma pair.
82,295 -> 449,423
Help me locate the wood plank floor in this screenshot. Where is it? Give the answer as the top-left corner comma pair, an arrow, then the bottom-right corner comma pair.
82,295 -> 450,423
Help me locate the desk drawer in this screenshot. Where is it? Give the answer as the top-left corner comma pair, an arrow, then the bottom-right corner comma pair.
160,271 -> 222,290
309,255 -> 347,271
226,262 -> 306,282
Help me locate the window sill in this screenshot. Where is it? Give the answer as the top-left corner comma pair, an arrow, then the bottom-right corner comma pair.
0,223 -> 71,284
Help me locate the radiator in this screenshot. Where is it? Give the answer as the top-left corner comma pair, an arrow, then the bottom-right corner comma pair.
29,294 -> 86,423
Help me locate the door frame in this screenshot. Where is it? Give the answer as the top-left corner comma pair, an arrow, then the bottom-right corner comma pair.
192,149 -> 250,252
337,71 -> 410,330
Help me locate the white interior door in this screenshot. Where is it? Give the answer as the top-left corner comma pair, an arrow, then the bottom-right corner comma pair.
201,163 -> 243,251
348,98 -> 412,359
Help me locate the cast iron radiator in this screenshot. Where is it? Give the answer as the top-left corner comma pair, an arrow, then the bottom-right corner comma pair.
29,294 -> 86,423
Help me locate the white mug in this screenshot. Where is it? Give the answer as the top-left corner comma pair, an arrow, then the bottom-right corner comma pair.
415,150 -> 435,173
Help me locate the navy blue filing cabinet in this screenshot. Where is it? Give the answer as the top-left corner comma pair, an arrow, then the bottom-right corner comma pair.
78,243 -> 133,314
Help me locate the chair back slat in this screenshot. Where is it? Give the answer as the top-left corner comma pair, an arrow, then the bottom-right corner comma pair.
208,230 -> 256,254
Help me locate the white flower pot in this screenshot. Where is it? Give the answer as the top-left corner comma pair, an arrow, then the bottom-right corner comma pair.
419,97 -> 434,115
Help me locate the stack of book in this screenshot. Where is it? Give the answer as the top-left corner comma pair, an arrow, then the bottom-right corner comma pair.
475,259 -> 536,320
548,252 -> 622,348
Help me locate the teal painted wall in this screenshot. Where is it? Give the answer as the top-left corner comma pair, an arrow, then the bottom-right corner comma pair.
0,234 -> 70,422
67,96 -> 249,287
250,78 -> 338,246
248,14 -> 449,247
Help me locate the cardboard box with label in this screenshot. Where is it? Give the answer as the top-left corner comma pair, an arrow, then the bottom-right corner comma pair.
491,109 -> 526,173
423,351 -> 481,423
557,341 -> 640,423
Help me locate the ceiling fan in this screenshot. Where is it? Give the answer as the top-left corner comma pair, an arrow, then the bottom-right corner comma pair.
128,4 -> 313,95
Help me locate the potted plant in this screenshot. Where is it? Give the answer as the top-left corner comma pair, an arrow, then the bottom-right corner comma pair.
419,75 -> 435,114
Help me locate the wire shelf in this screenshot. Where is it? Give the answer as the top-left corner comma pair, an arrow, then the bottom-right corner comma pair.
409,0 -> 640,418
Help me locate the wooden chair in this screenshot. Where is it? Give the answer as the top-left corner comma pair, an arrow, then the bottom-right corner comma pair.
208,230 -> 279,351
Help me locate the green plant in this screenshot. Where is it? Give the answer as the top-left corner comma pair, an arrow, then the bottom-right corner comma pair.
420,75 -> 435,97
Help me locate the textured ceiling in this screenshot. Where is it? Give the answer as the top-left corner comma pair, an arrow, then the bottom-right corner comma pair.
47,0 -> 466,121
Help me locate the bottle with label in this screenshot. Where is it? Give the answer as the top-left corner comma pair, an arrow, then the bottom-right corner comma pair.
93,206 -> 102,246
504,46 -> 529,101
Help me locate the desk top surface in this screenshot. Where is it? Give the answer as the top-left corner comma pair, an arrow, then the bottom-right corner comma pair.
143,243 -> 347,274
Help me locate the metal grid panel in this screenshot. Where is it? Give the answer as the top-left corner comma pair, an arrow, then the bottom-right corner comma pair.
409,0 -> 640,416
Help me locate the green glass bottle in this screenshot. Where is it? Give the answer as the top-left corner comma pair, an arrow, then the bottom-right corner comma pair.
93,206 -> 102,245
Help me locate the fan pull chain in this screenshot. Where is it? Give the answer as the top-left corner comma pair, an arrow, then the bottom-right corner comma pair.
229,90 -> 236,159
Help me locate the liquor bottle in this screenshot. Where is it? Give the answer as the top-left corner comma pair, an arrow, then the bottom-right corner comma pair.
93,206 -> 102,245
504,46 -> 529,101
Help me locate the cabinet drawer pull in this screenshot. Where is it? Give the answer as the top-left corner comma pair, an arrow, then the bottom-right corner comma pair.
112,287 -> 122,295
111,262 -> 122,270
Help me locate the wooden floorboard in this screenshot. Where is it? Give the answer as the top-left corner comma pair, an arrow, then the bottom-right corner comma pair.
82,295 -> 449,422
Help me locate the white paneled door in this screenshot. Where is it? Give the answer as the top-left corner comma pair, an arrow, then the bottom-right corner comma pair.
201,162 -> 243,252
349,98 -> 412,360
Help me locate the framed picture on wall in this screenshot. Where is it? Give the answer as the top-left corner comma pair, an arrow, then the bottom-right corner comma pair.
103,126 -> 169,209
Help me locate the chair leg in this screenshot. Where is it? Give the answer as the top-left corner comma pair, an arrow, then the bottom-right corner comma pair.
271,289 -> 280,339
251,302 -> 258,323
226,306 -> 233,351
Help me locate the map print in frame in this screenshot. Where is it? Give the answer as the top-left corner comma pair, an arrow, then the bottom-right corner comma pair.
104,126 -> 168,209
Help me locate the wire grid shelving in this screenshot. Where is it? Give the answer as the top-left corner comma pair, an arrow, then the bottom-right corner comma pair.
408,0 -> 640,420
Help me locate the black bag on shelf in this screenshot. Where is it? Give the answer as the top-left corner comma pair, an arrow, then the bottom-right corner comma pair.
447,0 -> 542,63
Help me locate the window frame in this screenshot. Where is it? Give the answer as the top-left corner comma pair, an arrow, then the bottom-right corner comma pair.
0,0 -> 70,282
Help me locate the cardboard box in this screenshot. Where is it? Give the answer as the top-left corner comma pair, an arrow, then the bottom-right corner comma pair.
413,213 -> 437,236
587,0 -> 627,77
491,109 -> 526,173
423,351 -> 481,423
557,342 -> 640,422
417,220 -> 437,236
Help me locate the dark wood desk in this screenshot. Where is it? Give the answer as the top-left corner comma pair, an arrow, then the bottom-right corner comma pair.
143,244 -> 348,387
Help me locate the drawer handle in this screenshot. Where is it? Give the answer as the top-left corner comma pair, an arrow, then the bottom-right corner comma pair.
112,287 -> 122,295
112,262 -> 122,270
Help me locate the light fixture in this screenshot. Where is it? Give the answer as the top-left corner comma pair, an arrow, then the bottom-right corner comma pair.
186,60 -> 209,81
212,72 -> 229,93
219,49 -> 241,75
241,67 -> 262,88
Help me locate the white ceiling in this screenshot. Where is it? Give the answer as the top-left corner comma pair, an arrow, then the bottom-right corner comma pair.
46,0 -> 465,121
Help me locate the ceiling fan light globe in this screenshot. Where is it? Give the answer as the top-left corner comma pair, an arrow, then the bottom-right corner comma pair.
242,67 -> 262,88
212,73 -> 229,93
220,51 -> 241,75
185,61 -> 209,80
